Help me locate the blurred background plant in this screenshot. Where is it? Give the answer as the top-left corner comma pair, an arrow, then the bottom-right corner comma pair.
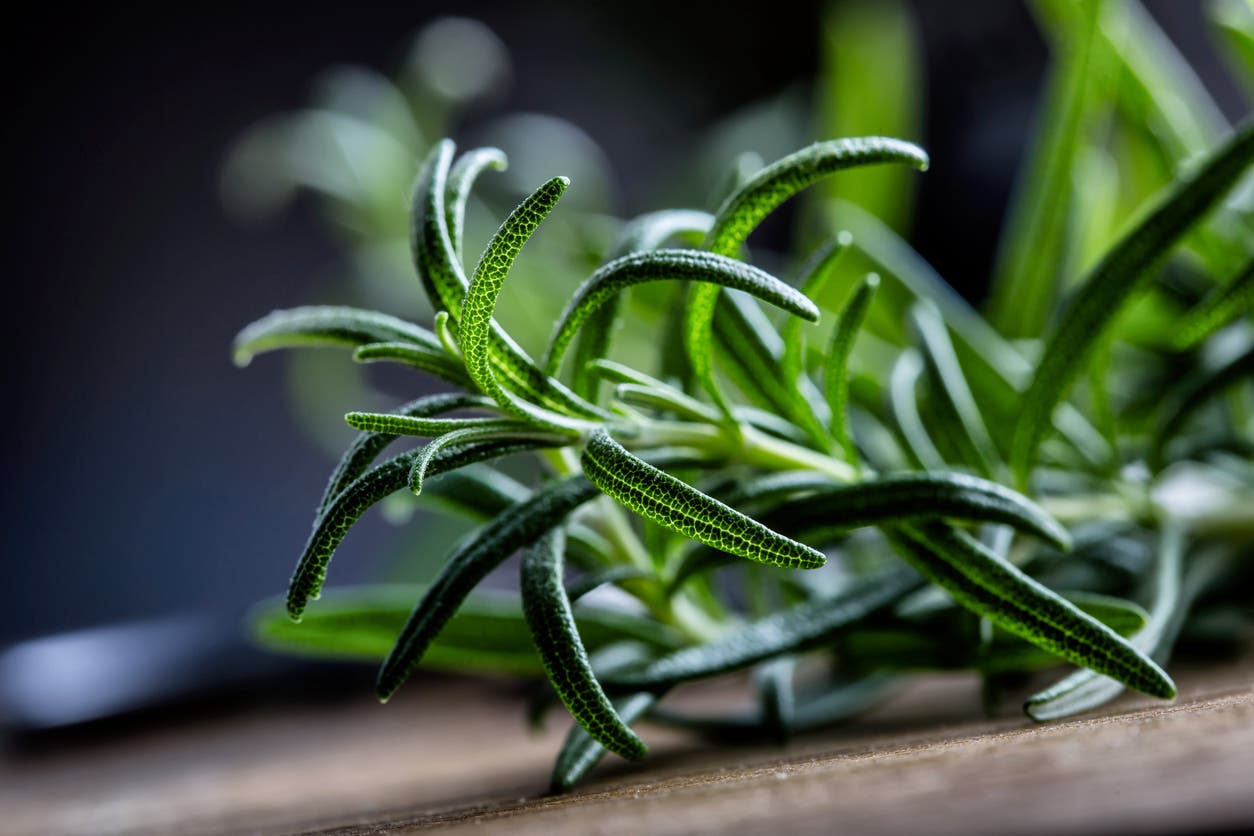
3,0 -> 1251,736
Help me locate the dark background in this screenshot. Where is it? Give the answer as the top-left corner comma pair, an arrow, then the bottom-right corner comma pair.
5,1 -> 1245,647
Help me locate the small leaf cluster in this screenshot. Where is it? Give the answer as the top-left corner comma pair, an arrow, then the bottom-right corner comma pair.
237,5 -> 1254,790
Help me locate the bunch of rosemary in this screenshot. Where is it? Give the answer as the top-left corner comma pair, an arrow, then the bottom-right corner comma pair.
235,4 -> 1254,791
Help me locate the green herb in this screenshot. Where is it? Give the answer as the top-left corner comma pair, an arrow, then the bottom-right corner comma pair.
238,8 -> 1254,790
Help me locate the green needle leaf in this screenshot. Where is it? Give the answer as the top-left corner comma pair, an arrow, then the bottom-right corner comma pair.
318,393 -> 493,515
410,141 -> 471,317
580,429 -> 826,570
888,521 -> 1175,699
522,531 -> 649,761
765,471 -> 1072,550
910,302 -> 1001,479
780,233 -> 854,391
606,567 -> 921,689
445,146 -> 508,262
408,425 -> 570,495
344,413 -> 520,437
570,210 -> 714,400
551,691 -> 658,792
824,273 -> 879,464
685,137 -> 929,416
352,341 -> 469,386
1012,119 -> 1254,482
375,475 -> 601,700
288,439 -> 575,620
545,249 -> 820,376
889,349 -> 947,470
233,306 -> 440,366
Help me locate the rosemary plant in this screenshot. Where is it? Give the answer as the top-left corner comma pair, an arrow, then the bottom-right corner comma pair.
235,0 -> 1254,787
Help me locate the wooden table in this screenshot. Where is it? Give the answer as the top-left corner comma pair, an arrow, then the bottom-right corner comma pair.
4,653 -> 1252,835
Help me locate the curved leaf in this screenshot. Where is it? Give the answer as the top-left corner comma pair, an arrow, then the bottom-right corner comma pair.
889,349 -> 946,469
445,146 -> 508,262
410,140 -> 468,317
408,425 -> 570,495
570,210 -> 713,400
352,341 -> 469,386
551,692 -> 658,791
824,273 -> 879,464
344,412 -> 520,437
910,302 -> 1000,478
685,137 -> 929,415
288,439 -> 579,619
888,521 -> 1175,699
545,249 -> 819,376
764,471 -> 1072,550
318,393 -> 492,515
580,429 -> 826,570
781,233 -> 853,390
522,531 -> 648,760
233,306 -> 440,366
1012,119 -> 1254,482
375,475 -> 601,700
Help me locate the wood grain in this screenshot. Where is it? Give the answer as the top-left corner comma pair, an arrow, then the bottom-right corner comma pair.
3,655 -> 1251,836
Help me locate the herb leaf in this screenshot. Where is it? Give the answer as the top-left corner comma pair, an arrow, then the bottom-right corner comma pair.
580,429 -> 826,570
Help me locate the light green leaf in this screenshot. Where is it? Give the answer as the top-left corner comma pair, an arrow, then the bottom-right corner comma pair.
987,0 -> 1102,338
317,393 -> 492,515
522,531 -> 648,760
685,138 -> 929,416
889,349 -> 946,469
825,273 -> 879,464
352,341 -> 469,386
408,425 -> 571,495
344,412 -> 520,437
233,306 -> 440,367
545,249 -> 819,377
780,233 -> 853,390
375,475 -> 601,700
910,302 -> 1000,478
445,146 -> 508,262
580,429 -> 826,570
1013,119 -> 1254,482
889,521 -> 1175,699
410,140 -> 469,317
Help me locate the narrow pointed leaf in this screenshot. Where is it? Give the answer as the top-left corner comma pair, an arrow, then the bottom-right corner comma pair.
417,465 -> 531,521
825,273 -> 879,463
318,393 -> 492,515
522,531 -> 648,760
685,137 -> 929,415
580,429 -> 825,570
606,567 -> 920,689
375,475 -> 601,700
551,692 -> 658,792
233,306 -> 440,366
889,349 -> 946,469
344,412 -> 520,437
765,472 -> 1071,550
410,140 -> 469,317
1013,120 -> 1254,482
779,233 -> 854,389
1023,523 -> 1216,721
570,210 -> 713,400
889,521 -> 1175,699
288,439 -> 576,619
352,341 -> 469,386
445,146 -> 507,261
408,425 -> 569,495
545,249 -> 819,376
911,302 -> 1000,478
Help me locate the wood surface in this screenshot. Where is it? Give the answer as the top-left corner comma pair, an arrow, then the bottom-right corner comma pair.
3,652 -> 1251,836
